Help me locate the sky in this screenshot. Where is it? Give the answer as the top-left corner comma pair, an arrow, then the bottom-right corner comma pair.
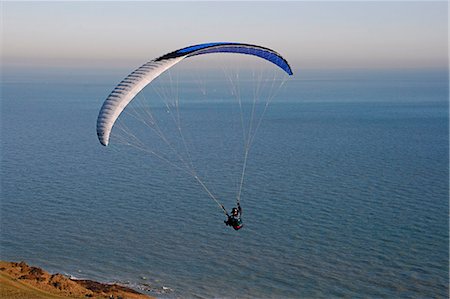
1,1 -> 448,71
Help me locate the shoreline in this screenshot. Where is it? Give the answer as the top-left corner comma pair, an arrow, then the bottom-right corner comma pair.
0,260 -> 154,299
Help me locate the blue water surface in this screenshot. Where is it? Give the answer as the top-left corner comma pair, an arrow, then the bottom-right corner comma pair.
1,67 -> 448,298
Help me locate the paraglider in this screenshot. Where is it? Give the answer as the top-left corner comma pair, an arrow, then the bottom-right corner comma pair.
224,203 -> 243,230
97,42 -> 293,229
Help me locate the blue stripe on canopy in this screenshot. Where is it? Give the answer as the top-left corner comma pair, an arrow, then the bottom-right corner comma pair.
177,42 -> 230,54
190,45 -> 293,76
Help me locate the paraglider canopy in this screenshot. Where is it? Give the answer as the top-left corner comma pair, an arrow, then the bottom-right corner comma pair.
96,42 -> 293,147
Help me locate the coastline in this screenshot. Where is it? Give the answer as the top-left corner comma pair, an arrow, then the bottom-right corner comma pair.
0,261 -> 154,299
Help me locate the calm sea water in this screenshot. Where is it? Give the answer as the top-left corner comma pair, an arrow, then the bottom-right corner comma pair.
1,67 -> 448,298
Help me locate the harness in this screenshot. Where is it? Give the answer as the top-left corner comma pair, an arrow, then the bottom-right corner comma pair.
226,215 -> 243,230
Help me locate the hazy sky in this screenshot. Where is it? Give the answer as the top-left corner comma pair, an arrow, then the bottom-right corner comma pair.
2,1 -> 448,71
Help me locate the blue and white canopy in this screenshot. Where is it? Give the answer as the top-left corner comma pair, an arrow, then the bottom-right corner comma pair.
97,42 -> 293,146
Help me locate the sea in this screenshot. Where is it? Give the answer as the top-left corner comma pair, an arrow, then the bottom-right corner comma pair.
1,65 -> 448,298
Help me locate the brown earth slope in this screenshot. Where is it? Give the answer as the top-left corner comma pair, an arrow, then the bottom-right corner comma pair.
0,261 -> 153,299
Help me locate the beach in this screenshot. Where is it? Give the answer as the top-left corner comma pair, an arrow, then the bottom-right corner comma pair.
0,261 -> 153,299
